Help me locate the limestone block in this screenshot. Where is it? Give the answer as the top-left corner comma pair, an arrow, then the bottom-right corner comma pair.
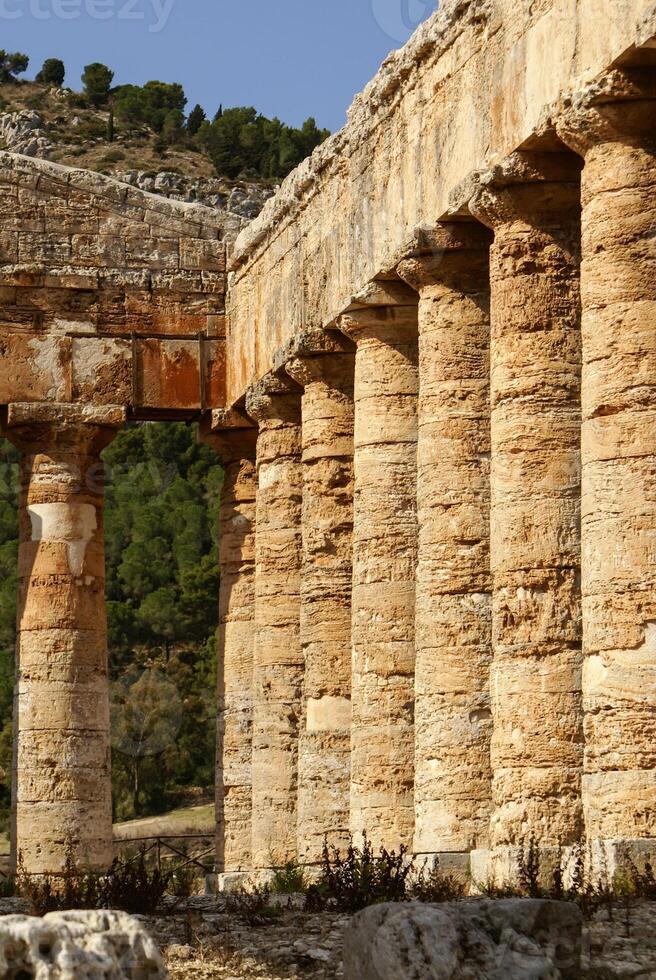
0,910 -> 166,979
343,899 -> 583,980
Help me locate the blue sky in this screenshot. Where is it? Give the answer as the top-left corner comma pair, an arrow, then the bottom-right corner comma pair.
2,0 -> 436,132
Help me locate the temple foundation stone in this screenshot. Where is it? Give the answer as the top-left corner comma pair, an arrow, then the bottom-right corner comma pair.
3,402 -> 124,875
397,223 -> 493,865
338,285 -> 418,851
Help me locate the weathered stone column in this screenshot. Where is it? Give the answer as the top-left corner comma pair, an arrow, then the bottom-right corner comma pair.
3,402 -> 124,875
200,410 -> 257,875
556,71 -> 656,857
470,153 -> 584,867
338,284 -> 418,850
245,374 -> 303,869
397,224 -> 493,863
282,331 -> 355,865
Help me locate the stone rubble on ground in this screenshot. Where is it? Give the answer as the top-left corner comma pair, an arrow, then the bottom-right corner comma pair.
0,897 -> 654,978
0,908 -> 167,978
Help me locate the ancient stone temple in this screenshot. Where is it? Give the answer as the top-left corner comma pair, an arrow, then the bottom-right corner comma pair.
0,0 -> 654,882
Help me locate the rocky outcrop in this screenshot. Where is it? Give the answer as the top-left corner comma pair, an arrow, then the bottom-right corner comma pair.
115,170 -> 275,231
343,899 -> 583,980
0,110 -> 53,158
0,909 -> 167,979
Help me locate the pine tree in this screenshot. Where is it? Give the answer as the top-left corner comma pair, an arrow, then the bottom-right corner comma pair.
0,50 -> 28,83
82,62 -> 114,107
35,57 -> 65,87
187,103 -> 206,136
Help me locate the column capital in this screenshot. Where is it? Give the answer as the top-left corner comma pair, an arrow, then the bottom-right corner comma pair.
468,151 -> 582,230
244,372 -> 301,424
396,221 -> 492,291
337,279 -> 418,344
555,68 -> 656,156
279,331 -> 354,389
271,328 -> 354,388
2,402 -> 126,455
199,407 -> 257,462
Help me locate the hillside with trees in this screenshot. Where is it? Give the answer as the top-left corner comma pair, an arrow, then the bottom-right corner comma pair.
0,424 -> 224,835
0,48 -> 330,196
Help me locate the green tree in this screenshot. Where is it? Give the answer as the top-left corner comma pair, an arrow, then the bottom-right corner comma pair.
113,80 -> 186,134
187,103 -> 206,136
162,107 -> 185,145
199,105 -> 329,180
35,58 -> 65,87
82,62 -> 114,107
0,50 -> 28,83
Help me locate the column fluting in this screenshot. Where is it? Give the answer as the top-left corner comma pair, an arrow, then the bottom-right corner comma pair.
201,414 -> 257,874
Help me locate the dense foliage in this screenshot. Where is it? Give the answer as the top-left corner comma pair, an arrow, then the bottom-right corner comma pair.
0,50 -> 28,84
198,107 -> 329,179
0,423 -> 223,833
35,58 -> 65,87
81,62 -> 115,107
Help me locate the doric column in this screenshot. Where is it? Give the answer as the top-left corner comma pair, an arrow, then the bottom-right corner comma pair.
556,70 -> 656,854
282,331 -> 355,865
397,223 -> 493,862
200,410 -> 257,875
469,152 -> 584,864
338,284 -> 418,850
245,374 -> 303,869
2,402 -> 124,875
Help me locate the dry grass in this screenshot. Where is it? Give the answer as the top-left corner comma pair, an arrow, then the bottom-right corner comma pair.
113,803 -> 214,842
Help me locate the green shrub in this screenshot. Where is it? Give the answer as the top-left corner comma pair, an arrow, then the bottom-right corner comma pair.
17,846 -> 170,916
100,149 -> 126,165
306,834 -> 413,913
0,51 -> 28,83
408,862 -> 467,903
270,859 -> 307,895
